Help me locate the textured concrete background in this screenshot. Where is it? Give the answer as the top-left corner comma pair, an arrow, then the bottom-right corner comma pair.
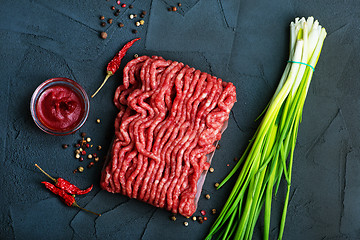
1,0 -> 360,239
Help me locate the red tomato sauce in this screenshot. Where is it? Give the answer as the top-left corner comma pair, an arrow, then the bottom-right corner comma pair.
35,85 -> 85,132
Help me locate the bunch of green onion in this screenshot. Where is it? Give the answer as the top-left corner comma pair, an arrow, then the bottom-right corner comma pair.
205,17 -> 327,240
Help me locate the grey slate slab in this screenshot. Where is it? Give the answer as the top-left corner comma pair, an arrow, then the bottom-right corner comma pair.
1,0 -> 360,239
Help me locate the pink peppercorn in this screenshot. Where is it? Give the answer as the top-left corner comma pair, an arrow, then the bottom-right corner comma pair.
201,210 -> 206,216
117,0 -> 121,5
81,150 -> 86,155
93,153 -> 97,158
121,3 -> 126,7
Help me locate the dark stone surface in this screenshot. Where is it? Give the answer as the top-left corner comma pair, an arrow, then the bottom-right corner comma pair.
1,0 -> 360,239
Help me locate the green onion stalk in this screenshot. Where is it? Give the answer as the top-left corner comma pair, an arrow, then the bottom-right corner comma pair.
205,17 -> 326,240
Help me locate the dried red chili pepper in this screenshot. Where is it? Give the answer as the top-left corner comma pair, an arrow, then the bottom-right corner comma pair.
91,38 -> 141,98
35,164 -> 93,195
42,182 -> 101,216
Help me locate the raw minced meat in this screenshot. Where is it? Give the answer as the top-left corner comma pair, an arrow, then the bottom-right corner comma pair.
100,56 -> 236,217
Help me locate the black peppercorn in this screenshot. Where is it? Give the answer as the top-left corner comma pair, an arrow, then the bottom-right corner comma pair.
132,29 -> 137,34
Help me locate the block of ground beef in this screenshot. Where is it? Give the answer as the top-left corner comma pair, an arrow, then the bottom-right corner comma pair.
100,56 -> 236,217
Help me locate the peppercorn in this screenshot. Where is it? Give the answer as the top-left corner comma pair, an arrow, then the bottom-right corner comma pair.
140,13 -> 145,18
198,216 -> 203,224
86,137 -> 91,142
81,150 -> 86,155
118,22 -> 124,28
192,216 -> 197,221
170,215 -> 176,221
111,6 -> 115,10
172,6 -> 177,11
141,10 -> 146,15
88,162 -> 94,168
211,209 -> 217,214
100,16 -> 105,20
209,167 -> 214,173
183,221 -> 188,227
203,217 -> 208,221
98,145 -> 102,150
216,144 -> 220,149
107,18 -> 113,24
100,22 -> 106,27
116,9 -> 121,13
214,182 -> 219,188
62,144 -> 68,149
73,169 -> 78,174
205,194 -> 210,200
100,32 -> 107,39
135,21 -> 140,27
92,153 -> 97,158
129,14 -> 134,19
114,11 -> 119,16
134,54 -> 139,58
96,119 -> 101,124
132,29 -> 137,34
79,148 -> 83,152
201,210 -> 206,215
167,7 -> 172,11
75,153 -> 80,159
78,166 -> 84,173
80,157 -> 84,162
129,5 -> 133,9
94,157 -> 100,162
178,3 -> 182,7
139,20 -> 145,25
88,154 -> 93,159
75,143 -> 80,148
134,14 -> 137,18
75,149 -> 80,154
121,3 -> 126,8
86,143 -> 90,148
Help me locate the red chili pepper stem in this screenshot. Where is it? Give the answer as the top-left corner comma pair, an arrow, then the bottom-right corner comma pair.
72,202 -> 101,216
35,164 -> 57,183
91,71 -> 113,98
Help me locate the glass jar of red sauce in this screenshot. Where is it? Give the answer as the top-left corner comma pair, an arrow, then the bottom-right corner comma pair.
30,78 -> 90,135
